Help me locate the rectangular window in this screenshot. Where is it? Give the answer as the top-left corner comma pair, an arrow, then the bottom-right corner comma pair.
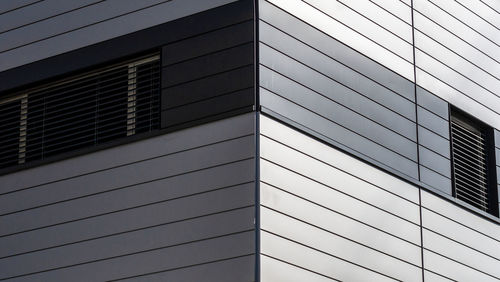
450,108 -> 498,216
0,54 -> 160,170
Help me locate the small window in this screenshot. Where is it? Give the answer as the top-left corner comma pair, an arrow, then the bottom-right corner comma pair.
0,54 -> 160,170
450,108 -> 498,216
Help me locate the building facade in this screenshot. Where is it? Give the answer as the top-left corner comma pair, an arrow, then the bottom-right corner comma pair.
0,0 -> 499,281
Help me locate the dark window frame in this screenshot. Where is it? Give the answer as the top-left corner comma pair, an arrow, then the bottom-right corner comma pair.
450,106 -> 499,217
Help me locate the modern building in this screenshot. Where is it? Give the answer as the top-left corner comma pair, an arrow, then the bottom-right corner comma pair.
0,0 -> 499,281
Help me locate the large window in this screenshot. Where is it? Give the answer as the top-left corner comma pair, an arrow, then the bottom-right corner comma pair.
450,108 -> 498,216
0,54 -> 160,170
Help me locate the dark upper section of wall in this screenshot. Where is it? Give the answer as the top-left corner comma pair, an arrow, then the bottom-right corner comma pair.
0,0 -> 254,95
0,0 -> 255,174
160,12 -> 254,130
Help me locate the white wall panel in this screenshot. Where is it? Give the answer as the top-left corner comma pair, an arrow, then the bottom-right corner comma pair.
264,0 -> 414,81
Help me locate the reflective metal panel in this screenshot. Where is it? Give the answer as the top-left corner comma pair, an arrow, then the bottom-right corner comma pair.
261,231 -> 393,281
423,250 -> 497,281
423,229 -> 500,278
260,115 -> 420,203
261,255 -> 332,282
260,184 -> 422,262
415,31 -> 500,93
329,0 -> 413,43
421,189 -> 500,239
455,0 -> 500,28
265,0 -> 414,81
414,0 -> 500,59
367,0 -> 412,25
413,11 -> 500,79
261,208 -> 422,281
303,0 -> 413,61
419,146 -> 451,177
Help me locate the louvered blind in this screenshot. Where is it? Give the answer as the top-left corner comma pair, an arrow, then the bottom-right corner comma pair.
0,54 -> 160,169
451,113 -> 491,213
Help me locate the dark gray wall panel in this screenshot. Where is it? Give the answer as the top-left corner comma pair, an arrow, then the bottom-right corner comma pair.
0,135 -> 254,218
417,106 -> 449,139
0,0 -> 40,14
419,146 -> 451,178
259,0 -> 414,99
5,232 -> 254,282
261,89 -> 419,179
161,18 -> 254,130
161,66 -> 253,110
420,166 -> 452,195
0,113 -> 256,280
120,255 -> 254,282
0,0 -> 240,71
162,43 -> 253,87
0,207 -> 254,279
418,126 -> 451,159
416,86 -> 449,120
0,0 -> 103,33
260,67 -> 417,161
260,21 -> 415,119
0,113 -> 254,194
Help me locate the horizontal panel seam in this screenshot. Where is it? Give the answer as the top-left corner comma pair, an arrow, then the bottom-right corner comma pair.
0,157 -> 254,217
260,160 -> 421,226
418,140 -> 451,160
413,8 -> 500,65
261,230 -> 401,281
427,0 -> 500,47
419,162 -> 451,179
262,0 -> 415,85
107,253 -> 256,282
260,183 -> 420,243
415,46 -> 500,100
163,40 -> 254,67
337,0 -> 413,44
423,269 -> 458,282
0,0 -> 175,54
162,86 -> 253,111
0,180 -> 254,238
0,229 -> 255,281
0,133 -> 255,197
423,247 -> 500,279
301,0 -> 413,64
260,17 -> 416,104
414,28 -> 500,82
0,0 -> 44,16
162,63 -> 253,88
422,226 -> 500,261
260,254 -> 341,282
416,66 -> 500,116
261,87 -> 419,162
260,134 -> 419,205
421,206 -> 500,242
0,0 -> 106,35
261,205 -> 422,266
368,0 -> 412,25
260,63 -> 417,139
0,206 -> 255,260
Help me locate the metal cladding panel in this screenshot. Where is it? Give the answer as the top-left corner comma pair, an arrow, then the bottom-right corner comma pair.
414,0 -> 500,129
421,190 -> 500,280
0,114 -> 256,281
261,0 -> 414,81
0,0 -> 238,72
259,116 -> 422,281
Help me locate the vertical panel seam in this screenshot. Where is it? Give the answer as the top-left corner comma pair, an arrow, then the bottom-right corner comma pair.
254,1 -> 261,280
411,0 -> 425,280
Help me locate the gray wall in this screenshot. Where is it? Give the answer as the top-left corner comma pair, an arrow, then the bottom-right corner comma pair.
0,113 -> 256,281
0,0 -> 238,72
414,0 -> 500,130
259,115 -> 500,281
259,116 -> 422,281
259,0 -> 419,181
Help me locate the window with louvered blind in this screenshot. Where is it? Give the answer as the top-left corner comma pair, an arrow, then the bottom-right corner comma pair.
450,108 -> 497,216
0,54 -> 160,170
